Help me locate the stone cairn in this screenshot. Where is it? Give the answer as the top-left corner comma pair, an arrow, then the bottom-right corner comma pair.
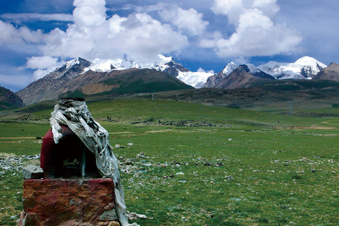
18,98 -> 126,226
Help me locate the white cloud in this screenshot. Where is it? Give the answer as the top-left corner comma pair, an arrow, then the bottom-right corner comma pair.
1,13 -> 73,22
38,0 -> 189,63
211,0 -> 244,25
156,4 -> 209,36
0,20 -> 44,45
26,56 -> 59,69
26,56 -> 64,80
204,0 -> 301,57
73,0 -> 107,27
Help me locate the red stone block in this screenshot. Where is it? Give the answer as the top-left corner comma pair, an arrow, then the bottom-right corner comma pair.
19,179 -> 120,226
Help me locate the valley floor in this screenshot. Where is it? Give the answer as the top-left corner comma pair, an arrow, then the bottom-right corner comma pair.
0,99 -> 338,225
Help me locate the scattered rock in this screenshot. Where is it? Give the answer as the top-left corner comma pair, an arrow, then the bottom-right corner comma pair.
311,169 -> 316,173
22,165 -> 44,179
171,161 -> 180,165
136,153 -> 145,159
0,154 -> 40,173
204,162 -> 212,166
124,160 -> 134,166
127,212 -> 147,220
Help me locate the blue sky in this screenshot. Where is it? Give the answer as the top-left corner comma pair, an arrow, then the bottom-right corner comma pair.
0,0 -> 339,92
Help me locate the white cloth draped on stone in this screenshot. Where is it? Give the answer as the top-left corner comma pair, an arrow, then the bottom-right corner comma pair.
50,99 -> 138,226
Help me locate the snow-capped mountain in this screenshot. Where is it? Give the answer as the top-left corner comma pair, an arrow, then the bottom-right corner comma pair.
16,54 -> 333,105
77,54 -> 212,88
16,56 -> 194,105
204,56 -> 327,88
204,62 -> 274,88
204,64 -> 275,88
83,55 -> 182,73
257,56 -> 326,80
222,62 -> 269,76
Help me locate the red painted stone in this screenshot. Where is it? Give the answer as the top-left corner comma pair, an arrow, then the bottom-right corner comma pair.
19,179 -> 119,226
40,126 -> 100,179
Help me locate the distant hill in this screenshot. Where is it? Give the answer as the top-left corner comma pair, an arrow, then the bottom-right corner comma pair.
143,79 -> 339,109
60,68 -> 194,99
0,86 -> 24,110
313,63 -> 339,81
16,60 -> 193,105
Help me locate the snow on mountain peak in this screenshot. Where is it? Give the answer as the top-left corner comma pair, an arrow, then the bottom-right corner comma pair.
82,54 -> 176,73
61,55 -> 328,89
158,54 -> 173,63
222,62 -> 259,76
258,56 -> 327,80
246,63 -> 258,74
70,55 -> 211,88
222,62 -> 238,75
65,57 -> 81,69
177,70 -> 214,88
295,56 -> 327,71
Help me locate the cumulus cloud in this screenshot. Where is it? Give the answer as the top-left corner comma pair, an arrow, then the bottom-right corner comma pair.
153,4 -> 209,36
26,56 -> 65,80
0,20 -> 44,45
203,0 -> 302,57
38,0 -> 189,63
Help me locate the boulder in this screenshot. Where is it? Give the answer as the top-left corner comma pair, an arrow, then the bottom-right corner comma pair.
22,165 -> 44,179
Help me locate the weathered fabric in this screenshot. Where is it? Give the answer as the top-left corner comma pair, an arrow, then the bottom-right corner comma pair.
50,99 -> 137,226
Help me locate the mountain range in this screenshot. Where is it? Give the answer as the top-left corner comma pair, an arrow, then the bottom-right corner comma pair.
14,55 -> 339,106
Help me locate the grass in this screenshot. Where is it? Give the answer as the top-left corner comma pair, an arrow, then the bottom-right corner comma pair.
0,99 -> 339,225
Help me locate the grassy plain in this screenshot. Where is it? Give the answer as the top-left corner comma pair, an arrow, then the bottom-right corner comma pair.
0,99 -> 339,225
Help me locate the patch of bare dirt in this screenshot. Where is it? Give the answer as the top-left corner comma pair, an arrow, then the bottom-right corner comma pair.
81,83 -> 119,95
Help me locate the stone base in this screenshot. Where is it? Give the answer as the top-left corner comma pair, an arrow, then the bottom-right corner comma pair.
18,179 -> 120,226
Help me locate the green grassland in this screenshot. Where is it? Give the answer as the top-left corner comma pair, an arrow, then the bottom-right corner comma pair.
0,99 -> 339,225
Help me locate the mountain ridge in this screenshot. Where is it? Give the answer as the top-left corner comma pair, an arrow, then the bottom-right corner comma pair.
0,86 -> 24,110
14,55 -> 339,106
